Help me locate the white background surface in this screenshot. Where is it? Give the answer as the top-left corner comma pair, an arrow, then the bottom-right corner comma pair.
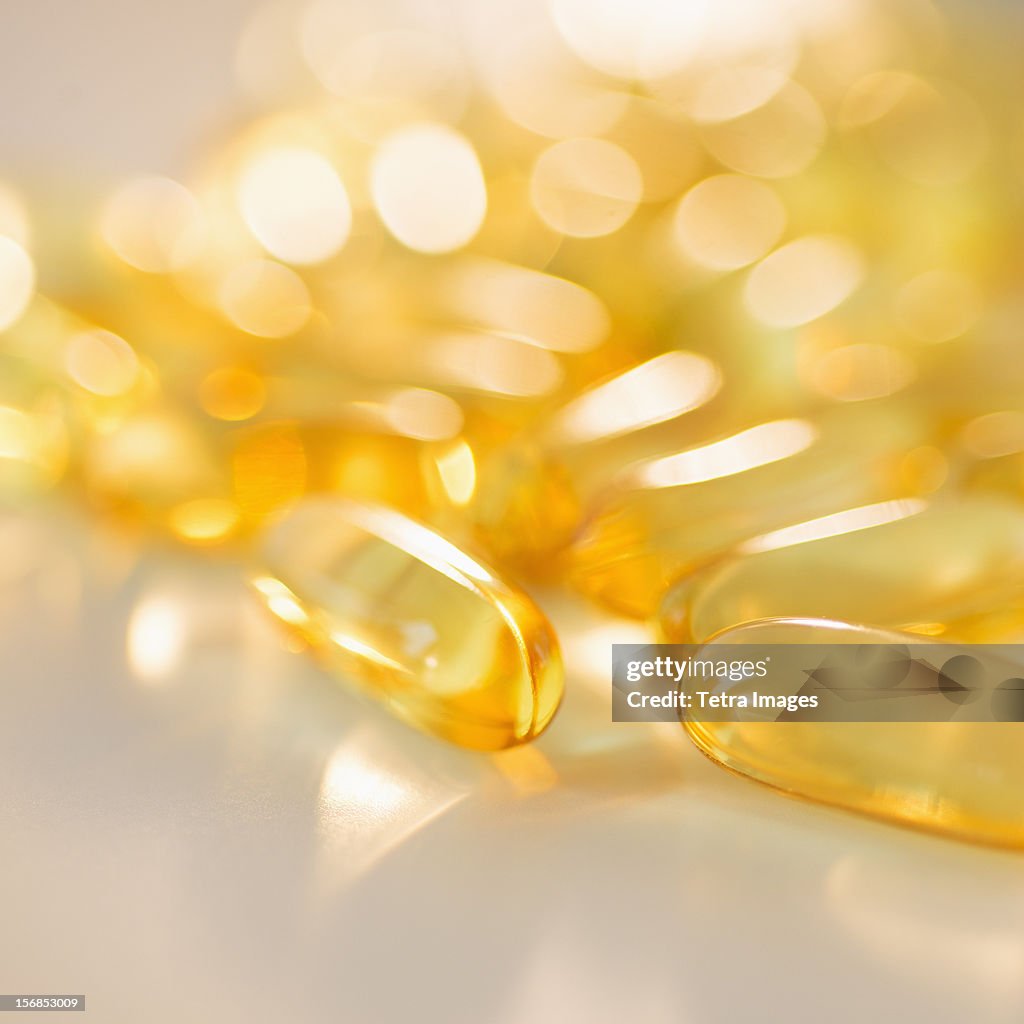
1,3 -> 1022,1021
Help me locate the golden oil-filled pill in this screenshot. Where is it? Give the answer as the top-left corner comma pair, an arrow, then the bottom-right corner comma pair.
225,383 -> 482,529
253,498 -> 563,749
2,296 -> 150,423
80,401 -> 238,543
956,410 -> 1024,500
1,301 -> 233,539
0,354 -> 69,498
665,495 -> 1024,644
468,349 -> 729,575
230,418 -> 467,529
78,370 -> 483,546
685,618 -> 1024,847
569,403 -> 933,619
470,443 -> 581,578
0,297 -> 154,498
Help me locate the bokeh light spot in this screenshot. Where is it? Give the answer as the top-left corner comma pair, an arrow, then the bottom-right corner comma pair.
744,235 -> 864,328
238,147 -> 352,265
0,236 -> 35,332
371,123 -> 487,253
672,173 -> 786,270
530,138 -> 643,238
219,259 -> 312,337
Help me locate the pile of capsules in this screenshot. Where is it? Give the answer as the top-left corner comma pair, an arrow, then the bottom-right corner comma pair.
2,0 -> 1024,844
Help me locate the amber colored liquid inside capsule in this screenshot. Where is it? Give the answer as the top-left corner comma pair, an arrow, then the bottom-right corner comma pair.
569,403 -> 933,619
466,348 -> 805,579
686,619 -> 1024,848
253,497 -> 564,750
664,495 -> 1024,643
230,420 -> 461,529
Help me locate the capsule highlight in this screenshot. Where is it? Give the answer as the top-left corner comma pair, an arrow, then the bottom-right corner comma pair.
254,498 -> 564,749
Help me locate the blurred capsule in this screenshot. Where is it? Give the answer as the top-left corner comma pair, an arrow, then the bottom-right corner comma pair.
229,421 -> 308,528
230,418 -> 467,529
199,366 -> 268,421
672,174 -> 787,272
549,0 -> 706,81
405,330 -> 564,401
803,343 -> 917,403
3,296 -> 150,430
469,172 -> 562,268
605,98 -> 701,202
436,256 -> 610,353
100,176 -> 206,273
744,235 -> 864,328
699,81 -> 826,179
469,350 -> 724,575
529,137 -> 643,238
471,443 -> 581,577
895,269 -> 982,344
549,350 -> 722,443
0,235 -> 35,333
960,412 -> 1024,462
954,411 -> 1024,501
663,495 -> 1024,643
686,618 -> 1024,847
469,0 -> 628,140
224,379 -> 484,534
0,364 -> 68,498
0,295 -> 70,502
569,403 -> 933,618
76,404 -> 370,549
167,498 -> 241,545
218,259 -> 312,338
254,497 -> 563,749
65,328 -> 141,398
844,73 -> 988,186
80,402 -> 234,540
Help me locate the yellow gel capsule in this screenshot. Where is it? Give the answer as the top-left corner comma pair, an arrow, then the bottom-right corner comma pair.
469,349 -> 729,574
666,495 -> 1024,644
81,403 -> 235,540
229,418 -> 474,531
0,385 -> 68,498
569,404 -> 931,619
0,338 -> 70,497
686,618 -> 1024,848
254,498 -> 564,749
956,410 -> 1024,500
470,443 -> 582,579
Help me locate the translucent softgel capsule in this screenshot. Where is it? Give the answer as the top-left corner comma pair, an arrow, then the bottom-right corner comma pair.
468,349 -> 728,575
229,419 -> 467,531
254,498 -> 564,749
686,618 -> 1024,847
81,401 -> 236,542
569,403 -> 932,618
664,495 -> 1024,643
0,353 -> 68,498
